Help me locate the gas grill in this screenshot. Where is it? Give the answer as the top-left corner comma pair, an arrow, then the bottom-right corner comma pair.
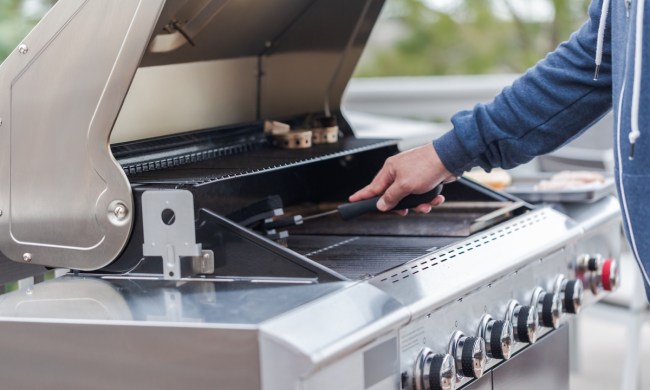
0,1 -> 621,389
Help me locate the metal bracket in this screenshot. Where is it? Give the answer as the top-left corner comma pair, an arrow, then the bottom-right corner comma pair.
141,190 -> 213,280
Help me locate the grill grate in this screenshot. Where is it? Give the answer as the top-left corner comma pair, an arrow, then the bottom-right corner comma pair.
288,235 -> 459,279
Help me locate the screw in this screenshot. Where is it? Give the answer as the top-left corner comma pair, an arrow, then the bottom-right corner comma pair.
112,202 -> 128,221
23,253 -> 32,263
114,206 -> 125,219
18,44 -> 28,54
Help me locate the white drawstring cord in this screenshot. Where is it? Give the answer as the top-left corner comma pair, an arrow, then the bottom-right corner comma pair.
594,0 -> 611,80
629,0 -> 645,159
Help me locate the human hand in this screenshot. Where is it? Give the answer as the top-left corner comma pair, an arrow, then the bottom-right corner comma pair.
349,143 -> 455,214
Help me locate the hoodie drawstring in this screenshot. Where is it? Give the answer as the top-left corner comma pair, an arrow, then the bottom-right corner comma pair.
594,0 -> 610,80
630,0 -> 645,159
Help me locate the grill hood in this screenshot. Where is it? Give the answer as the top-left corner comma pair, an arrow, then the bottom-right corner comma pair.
0,0 -> 384,270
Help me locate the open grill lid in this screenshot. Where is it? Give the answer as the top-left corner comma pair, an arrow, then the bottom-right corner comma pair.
112,0 -> 385,143
0,0 -> 385,271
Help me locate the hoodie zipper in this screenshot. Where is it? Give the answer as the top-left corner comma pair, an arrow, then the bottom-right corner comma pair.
626,0 -> 632,18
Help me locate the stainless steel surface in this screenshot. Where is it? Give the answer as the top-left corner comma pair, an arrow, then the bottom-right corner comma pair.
141,190 -> 202,279
370,208 -> 581,311
392,210 -> 619,390
0,0 -> 165,270
112,0 -> 385,143
0,320 -> 262,390
491,326 -> 570,390
505,175 -> 616,203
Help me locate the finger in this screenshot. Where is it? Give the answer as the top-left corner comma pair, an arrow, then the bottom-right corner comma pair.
431,195 -> 445,207
413,204 -> 433,214
349,167 -> 394,202
377,182 -> 410,211
393,209 -> 409,216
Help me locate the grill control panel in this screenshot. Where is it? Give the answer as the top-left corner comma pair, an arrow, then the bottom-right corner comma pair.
403,251 -> 618,390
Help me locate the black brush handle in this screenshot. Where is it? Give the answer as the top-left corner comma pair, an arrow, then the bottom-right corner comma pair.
338,184 -> 444,221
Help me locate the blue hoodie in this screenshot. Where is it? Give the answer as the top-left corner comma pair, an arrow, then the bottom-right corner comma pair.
433,0 -> 650,299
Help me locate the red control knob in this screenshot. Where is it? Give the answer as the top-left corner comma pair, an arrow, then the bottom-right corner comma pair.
601,258 -> 619,291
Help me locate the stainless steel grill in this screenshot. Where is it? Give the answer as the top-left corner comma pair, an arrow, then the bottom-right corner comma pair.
0,1 -> 621,389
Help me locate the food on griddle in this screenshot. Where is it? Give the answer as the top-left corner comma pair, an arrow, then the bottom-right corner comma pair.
264,120 -> 312,149
463,168 -> 512,190
311,116 -> 339,144
264,120 -> 290,135
269,129 -> 313,149
535,171 -> 606,190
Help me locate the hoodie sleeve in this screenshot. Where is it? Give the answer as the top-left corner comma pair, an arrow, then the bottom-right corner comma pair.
433,0 -> 613,176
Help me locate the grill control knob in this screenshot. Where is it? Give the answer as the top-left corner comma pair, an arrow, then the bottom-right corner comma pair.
413,348 -> 456,390
577,254 -> 601,272
449,331 -> 486,379
576,255 -> 620,294
601,258 -> 619,292
478,315 -> 514,360
532,287 -> 563,329
560,278 -> 584,314
506,300 -> 538,344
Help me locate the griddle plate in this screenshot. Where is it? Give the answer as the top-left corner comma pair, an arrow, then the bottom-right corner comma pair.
288,235 -> 459,280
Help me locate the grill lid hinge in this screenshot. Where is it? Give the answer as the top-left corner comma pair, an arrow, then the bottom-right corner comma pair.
141,190 -> 214,280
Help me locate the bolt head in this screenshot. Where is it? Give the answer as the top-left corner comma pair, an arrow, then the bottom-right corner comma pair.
114,205 -> 127,220
18,44 -> 28,54
22,253 -> 32,262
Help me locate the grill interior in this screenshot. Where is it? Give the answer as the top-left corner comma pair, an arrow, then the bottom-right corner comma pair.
283,201 -> 519,279
112,124 -> 526,282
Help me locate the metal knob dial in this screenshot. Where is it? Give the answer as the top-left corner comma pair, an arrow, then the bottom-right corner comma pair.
533,288 -> 563,329
601,258 -> 619,292
507,300 -> 538,344
560,279 -> 584,314
479,316 -> 514,360
577,254 -> 601,272
414,348 -> 456,390
449,331 -> 487,379
577,255 -> 619,294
